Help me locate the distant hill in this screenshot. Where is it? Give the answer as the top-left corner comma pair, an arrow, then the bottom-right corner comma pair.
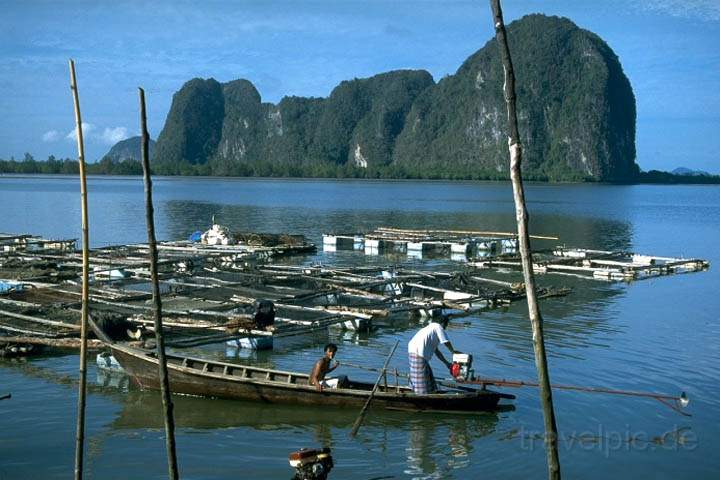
671,167 -> 710,176
153,14 -> 639,182
102,136 -> 155,163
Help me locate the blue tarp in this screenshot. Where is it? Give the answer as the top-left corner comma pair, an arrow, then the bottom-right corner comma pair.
0,281 -> 23,295
188,231 -> 203,242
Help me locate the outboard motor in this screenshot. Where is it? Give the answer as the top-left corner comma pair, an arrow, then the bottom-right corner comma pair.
289,448 -> 333,480
450,353 -> 474,381
254,300 -> 275,330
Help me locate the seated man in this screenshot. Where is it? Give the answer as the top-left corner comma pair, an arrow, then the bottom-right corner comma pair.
408,316 -> 459,394
309,343 -> 346,391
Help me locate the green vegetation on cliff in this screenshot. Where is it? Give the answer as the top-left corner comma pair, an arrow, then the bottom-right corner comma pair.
153,78 -> 225,175
393,14 -> 637,181
152,14 -> 639,181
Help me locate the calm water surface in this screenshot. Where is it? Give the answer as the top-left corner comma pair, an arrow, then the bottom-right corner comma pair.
1,175 -> 719,479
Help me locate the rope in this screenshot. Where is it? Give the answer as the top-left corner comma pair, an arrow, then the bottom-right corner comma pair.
339,361 -> 408,378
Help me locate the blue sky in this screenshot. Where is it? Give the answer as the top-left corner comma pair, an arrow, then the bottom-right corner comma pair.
1,0 -> 719,173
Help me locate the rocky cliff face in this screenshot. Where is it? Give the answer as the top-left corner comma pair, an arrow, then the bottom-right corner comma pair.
153,14 -> 638,181
393,14 -> 637,180
153,78 -> 225,174
102,136 -> 155,162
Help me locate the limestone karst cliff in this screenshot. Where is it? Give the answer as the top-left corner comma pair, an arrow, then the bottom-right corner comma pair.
152,14 -> 638,181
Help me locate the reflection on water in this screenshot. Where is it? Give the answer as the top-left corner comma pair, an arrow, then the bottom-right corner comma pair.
96,368 -> 130,390
471,280 -> 627,364
112,389 -> 505,479
0,353 -> 128,400
161,199 -> 634,252
404,416 -> 488,479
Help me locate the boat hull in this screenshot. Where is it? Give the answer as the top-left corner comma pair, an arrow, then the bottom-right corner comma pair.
110,344 -> 505,412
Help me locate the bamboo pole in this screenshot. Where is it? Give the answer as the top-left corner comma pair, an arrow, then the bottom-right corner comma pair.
139,87 -> 179,480
0,324 -> 62,337
488,2 -> 561,478
349,340 -> 399,437
69,59 -> 91,480
0,308 -> 82,330
1,336 -> 104,350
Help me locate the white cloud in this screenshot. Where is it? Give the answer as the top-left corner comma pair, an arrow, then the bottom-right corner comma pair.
100,126 -> 130,145
42,130 -> 60,142
65,122 -> 96,142
61,123 -> 131,146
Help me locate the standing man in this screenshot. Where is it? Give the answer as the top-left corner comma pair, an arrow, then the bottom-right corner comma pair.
309,343 -> 345,391
408,316 -> 458,394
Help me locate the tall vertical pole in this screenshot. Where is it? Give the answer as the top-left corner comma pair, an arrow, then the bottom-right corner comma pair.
139,87 -> 180,480
69,59 -> 90,480
488,2 -> 561,478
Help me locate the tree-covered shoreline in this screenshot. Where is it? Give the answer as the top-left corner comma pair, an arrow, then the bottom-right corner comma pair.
2,154 -> 717,184
0,154 -> 142,176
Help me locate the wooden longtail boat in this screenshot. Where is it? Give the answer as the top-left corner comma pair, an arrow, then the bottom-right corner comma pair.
109,343 -> 513,413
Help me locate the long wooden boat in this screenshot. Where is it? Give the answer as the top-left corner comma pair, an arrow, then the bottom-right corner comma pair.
109,343 -> 513,413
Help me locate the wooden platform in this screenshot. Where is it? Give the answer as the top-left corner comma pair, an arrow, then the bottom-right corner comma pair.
472,247 -> 709,282
322,227 -> 558,259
